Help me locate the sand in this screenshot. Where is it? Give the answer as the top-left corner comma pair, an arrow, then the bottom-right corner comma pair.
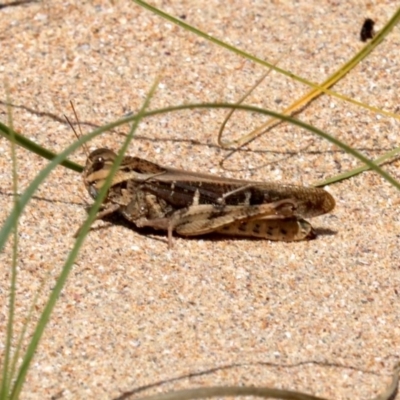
0,1 -> 399,399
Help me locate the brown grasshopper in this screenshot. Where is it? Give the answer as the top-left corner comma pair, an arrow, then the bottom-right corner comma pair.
78,148 -> 335,248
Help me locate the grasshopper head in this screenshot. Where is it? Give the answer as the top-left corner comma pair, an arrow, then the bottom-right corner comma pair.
83,148 -> 117,199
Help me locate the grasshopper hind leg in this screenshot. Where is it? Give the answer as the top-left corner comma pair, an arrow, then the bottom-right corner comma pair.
216,217 -> 316,241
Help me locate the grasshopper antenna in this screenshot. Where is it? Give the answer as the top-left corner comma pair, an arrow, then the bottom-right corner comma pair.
64,100 -> 90,157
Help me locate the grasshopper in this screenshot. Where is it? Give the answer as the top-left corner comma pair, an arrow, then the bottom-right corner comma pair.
79,148 -> 335,248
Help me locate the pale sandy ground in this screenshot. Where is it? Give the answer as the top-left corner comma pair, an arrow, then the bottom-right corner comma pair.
0,1 -> 400,399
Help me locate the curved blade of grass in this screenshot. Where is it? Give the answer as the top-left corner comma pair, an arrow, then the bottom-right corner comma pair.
119,362 -> 400,400
313,145 -> 400,187
122,105 -> 400,191
217,70 -> 273,148
2,102 -> 398,190
130,1 -> 400,187
217,5 -> 400,148
8,77 -> 160,399
372,362 -> 400,400
125,386 -> 327,400
217,31 -> 306,147
8,270 -> 52,393
0,110 -> 138,253
132,1 -> 400,148
0,87 -> 19,399
0,103 -> 399,213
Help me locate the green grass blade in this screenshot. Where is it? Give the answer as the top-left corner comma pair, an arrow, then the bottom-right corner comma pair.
120,362 -> 400,400
1,103 -> 399,197
313,145 -> 400,187
8,78 -> 160,399
0,87 -> 19,400
221,6 -> 400,148
0,113 -> 133,253
131,1 -> 400,186
115,103 -> 400,191
0,120 -> 82,173
129,385 -> 328,400
132,0 -> 400,122
8,273 -> 50,395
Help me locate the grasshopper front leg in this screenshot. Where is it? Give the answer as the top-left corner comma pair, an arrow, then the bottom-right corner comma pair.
74,203 -> 121,238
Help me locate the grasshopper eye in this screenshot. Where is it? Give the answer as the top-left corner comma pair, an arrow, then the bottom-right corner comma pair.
90,156 -> 106,173
88,149 -> 116,172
